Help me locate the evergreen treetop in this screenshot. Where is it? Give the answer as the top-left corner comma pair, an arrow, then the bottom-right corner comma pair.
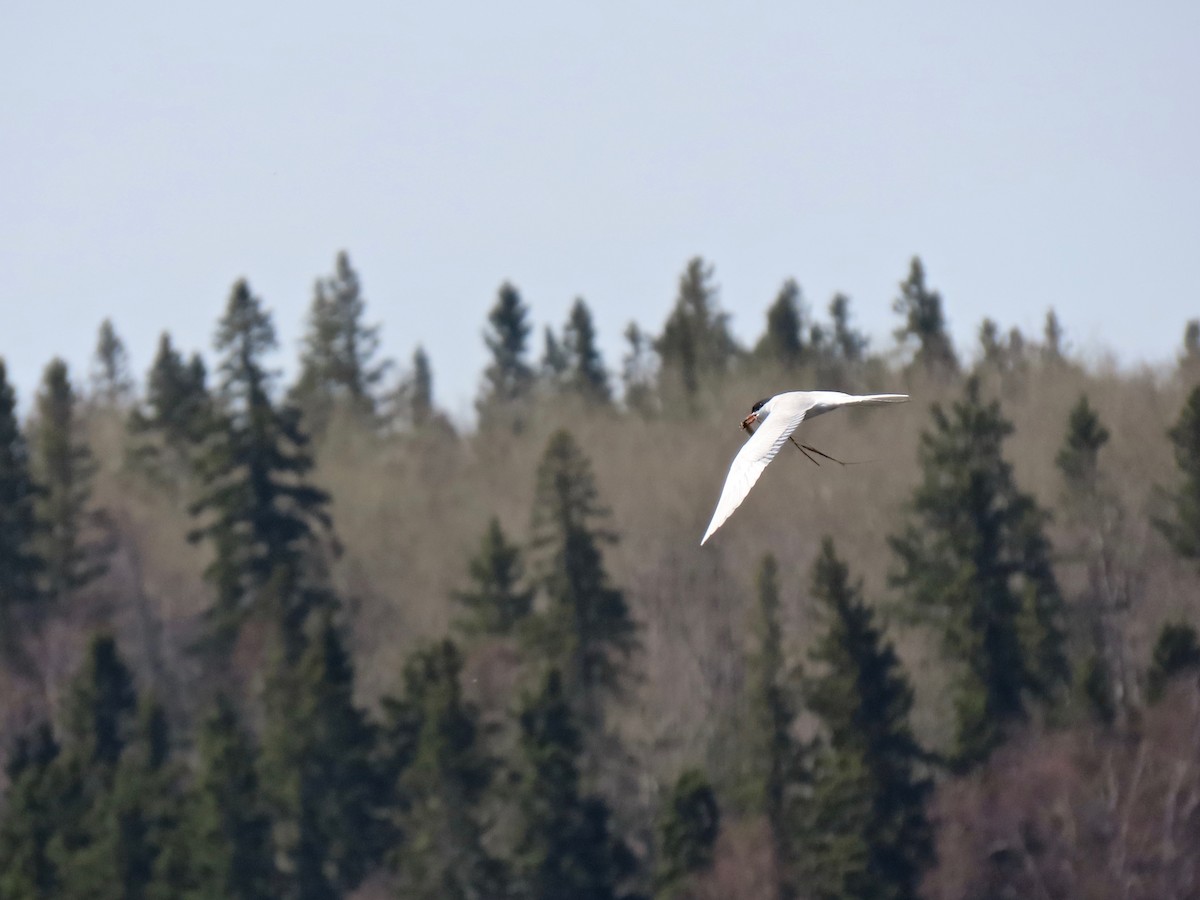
1156,386 -> 1200,561
893,256 -> 958,377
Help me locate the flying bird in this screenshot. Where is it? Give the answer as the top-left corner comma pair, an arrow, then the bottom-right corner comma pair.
700,390 -> 909,545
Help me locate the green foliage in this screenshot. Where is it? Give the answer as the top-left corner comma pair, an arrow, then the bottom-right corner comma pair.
478,282 -> 535,430
0,359 -> 43,635
827,293 -> 868,365
654,768 -> 719,897
798,538 -> 932,900
655,257 -> 739,405
259,609 -> 386,898
387,640 -> 507,899
1042,308 -> 1065,364
1146,621 -> 1200,703
755,279 -> 805,371
409,345 -> 435,428
893,256 -> 958,377
1056,394 -> 1110,498
563,298 -> 612,406
128,333 -> 213,482
528,430 -> 636,717
512,670 -> 637,900
188,280 -> 333,638
291,251 -> 389,430
31,358 -> 108,603
890,377 -> 1067,766
90,318 -> 135,407
1156,386 -> 1200,561
454,517 -> 533,637
0,722 -> 61,898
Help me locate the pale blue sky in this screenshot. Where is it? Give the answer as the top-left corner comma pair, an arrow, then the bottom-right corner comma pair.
3,2 -> 1198,420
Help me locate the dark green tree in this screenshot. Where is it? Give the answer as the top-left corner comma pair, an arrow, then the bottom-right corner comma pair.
259,609 -> 385,899
1056,395 -> 1110,500
890,377 -> 1067,766
387,640 -> 506,899
90,318 -> 135,407
653,768 -> 720,898
528,430 -> 636,729
798,538 -> 932,900
828,293 -> 868,365
540,326 -> 570,393
409,345 -> 435,428
563,298 -> 612,406
454,517 -> 533,637
163,695 -> 273,900
755,279 -> 804,370
0,359 -> 43,636
1042,308 -> 1065,365
742,554 -> 806,895
620,323 -> 657,416
477,282 -> 535,429
188,280 -> 333,639
1155,386 -> 1200,561
893,256 -> 958,378
128,334 -> 213,482
1146,622 -> 1200,703
290,251 -> 388,429
512,670 -> 637,900
31,359 -> 107,605
0,722 -> 61,898
655,257 -> 739,405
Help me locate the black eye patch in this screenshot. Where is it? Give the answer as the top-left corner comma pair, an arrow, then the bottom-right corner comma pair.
751,397 -> 770,412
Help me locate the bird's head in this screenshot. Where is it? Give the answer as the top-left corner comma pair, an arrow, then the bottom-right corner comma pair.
741,396 -> 772,432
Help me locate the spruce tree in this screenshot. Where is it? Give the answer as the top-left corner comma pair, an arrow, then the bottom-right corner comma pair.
512,670 -> 637,900
540,326 -> 570,393
168,695 -> 273,900
828,293 -> 868,366
454,517 -> 533,637
291,251 -> 388,429
90,318 -> 135,407
563,297 -> 612,406
527,430 -> 635,728
0,359 -> 43,636
654,768 -> 720,898
890,377 -> 1067,765
799,538 -> 932,900
477,282 -> 535,429
755,279 -> 804,371
1056,395 -> 1109,500
892,256 -> 958,378
129,333 -> 213,482
1146,622 -> 1200,703
620,323 -> 657,416
31,358 -> 108,604
387,640 -> 506,899
1042,308 -> 1065,365
188,280 -> 333,638
259,609 -> 385,898
0,722 -> 61,898
1155,386 -> 1200,561
409,345 -> 435,428
655,257 -> 739,405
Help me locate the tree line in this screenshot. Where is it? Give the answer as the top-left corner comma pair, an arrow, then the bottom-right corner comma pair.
1,250 -> 1199,898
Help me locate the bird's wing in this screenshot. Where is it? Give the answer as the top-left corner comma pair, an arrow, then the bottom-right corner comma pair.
700,394 -> 817,545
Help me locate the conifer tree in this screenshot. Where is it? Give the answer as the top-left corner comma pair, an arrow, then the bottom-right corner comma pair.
890,377 -> 1067,765
893,256 -> 958,377
655,257 -> 739,405
798,538 -> 932,900
512,670 -> 637,900
31,358 -> 107,604
620,323 -> 657,416
828,293 -> 868,366
477,282 -> 535,429
0,360 -> 43,635
742,554 -> 806,894
188,280 -> 332,638
540,326 -> 570,394
409,345 -> 435,428
291,251 -> 388,429
1181,320 -> 1200,382
1146,622 -> 1200,703
654,768 -> 720,898
1155,386 -> 1200,561
1042,308 -> 1065,364
454,517 -> 533,637
1057,395 -> 1109,500
259,609 -> 385,898
0,722 -> 61,898
158,694 -> 273,900
90,318 -> 135,407
755,279 -> 804,370
129,333 -> 213,481
528,430 -> 635,729
563,297 -> 612,406
387,640 -> 506,899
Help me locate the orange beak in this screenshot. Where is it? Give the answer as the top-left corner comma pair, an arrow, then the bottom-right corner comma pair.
741,412 -> 758,432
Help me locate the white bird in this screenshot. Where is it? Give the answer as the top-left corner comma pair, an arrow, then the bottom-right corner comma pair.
700,390 -> 909,545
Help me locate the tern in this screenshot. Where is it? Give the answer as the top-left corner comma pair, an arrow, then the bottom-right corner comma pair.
700,390 -> 909,545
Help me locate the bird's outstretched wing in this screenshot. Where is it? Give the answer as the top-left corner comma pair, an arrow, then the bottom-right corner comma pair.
699,391 -> 908,545
699,394 -> 816,545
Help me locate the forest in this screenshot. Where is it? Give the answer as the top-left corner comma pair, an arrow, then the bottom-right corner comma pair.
1,250 -> 1199,899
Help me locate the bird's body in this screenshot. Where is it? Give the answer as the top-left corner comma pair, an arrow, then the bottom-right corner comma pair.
700,390 -> 909,545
